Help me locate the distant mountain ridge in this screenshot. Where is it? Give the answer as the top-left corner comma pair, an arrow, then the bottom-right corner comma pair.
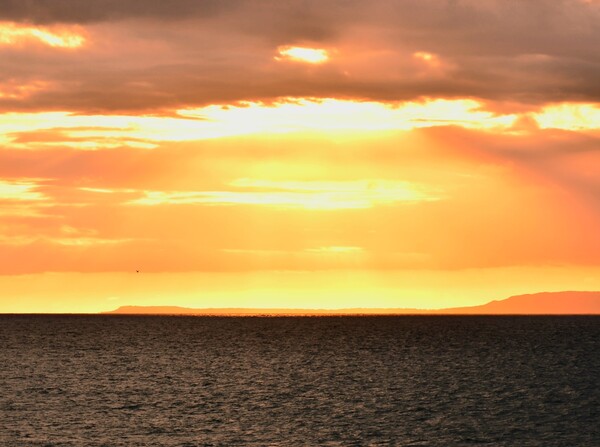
103,291 -> 600,315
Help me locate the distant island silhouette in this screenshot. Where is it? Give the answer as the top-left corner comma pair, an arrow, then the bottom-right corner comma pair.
103,291 -> 600,316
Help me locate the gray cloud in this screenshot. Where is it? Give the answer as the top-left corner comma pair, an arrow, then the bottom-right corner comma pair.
0,0 -> 228,24
0,0 -> 599,112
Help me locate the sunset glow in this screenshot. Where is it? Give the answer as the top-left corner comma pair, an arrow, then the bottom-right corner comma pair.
1,98 -> 519,150
128,179 -> 438,210
534,103 -> 600,131
276,46 -> 330,64
1,0 -> 599,313
0,21 -> 85,48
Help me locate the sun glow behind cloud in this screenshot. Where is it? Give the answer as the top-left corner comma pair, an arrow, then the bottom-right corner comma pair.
0,98 -> 521,149
0,21 -> 85,48
413,51 -> 442,68
6,99 -> 600,153
179,98 -> 518,134
276,46 -> 330,63
534,103 -> 600,130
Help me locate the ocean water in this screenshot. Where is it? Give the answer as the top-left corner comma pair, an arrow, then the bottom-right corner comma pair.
0,316 -> 598,446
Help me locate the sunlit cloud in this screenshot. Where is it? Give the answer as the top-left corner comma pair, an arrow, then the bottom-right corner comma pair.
0,112 -> 202,148
79,187 -> 137,194
306,246 -> 364,254
0,235 -> 133,247
178,98 -> 518,134
0,179 -> 46,201
0,21 -> 85,48
230,178 -> 435,197
222,247 -> 365,258
533,103 -> 600,131
276,46 -> 330,64
51,237 -> 134,246
1,98 -> 521,149
0,179 -> 50,218
128,178 -> 440,210
127,190 -> 391,210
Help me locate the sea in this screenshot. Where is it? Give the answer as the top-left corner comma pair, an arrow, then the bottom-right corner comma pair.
0,315 -> 598,446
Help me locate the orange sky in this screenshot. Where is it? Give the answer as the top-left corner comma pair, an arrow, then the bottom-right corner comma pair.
1,1 -> 600,313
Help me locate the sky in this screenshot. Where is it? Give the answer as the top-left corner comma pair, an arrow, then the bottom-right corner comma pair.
1,0 -> 600,313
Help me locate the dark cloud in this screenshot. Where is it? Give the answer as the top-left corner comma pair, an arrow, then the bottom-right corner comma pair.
0,0 -> 599,112
0,0 -> 228,24
0,0 -> 344,44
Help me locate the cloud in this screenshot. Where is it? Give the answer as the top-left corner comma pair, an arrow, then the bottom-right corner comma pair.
0,99 -> 518,149
0,21 -> 85,48
0,1 -> 599,112
0,0 -> 228,24
127,178 -> 440,210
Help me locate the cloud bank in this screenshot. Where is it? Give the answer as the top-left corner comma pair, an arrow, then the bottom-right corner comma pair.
0,0 -> 599,113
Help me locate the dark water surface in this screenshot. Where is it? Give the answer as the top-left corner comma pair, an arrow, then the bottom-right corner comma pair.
0,316 -> 598,446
